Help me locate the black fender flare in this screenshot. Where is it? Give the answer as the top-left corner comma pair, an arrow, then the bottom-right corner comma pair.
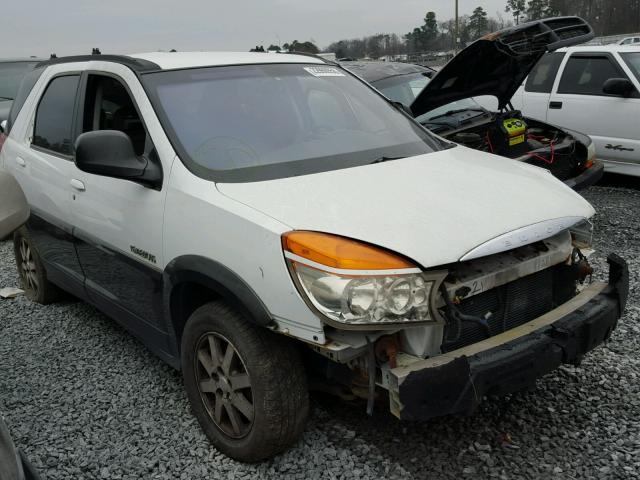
162,255 -> 274,359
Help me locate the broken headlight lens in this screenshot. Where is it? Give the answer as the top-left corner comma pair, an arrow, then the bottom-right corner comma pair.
570,218 -> 594,249
282,231 -> 438,326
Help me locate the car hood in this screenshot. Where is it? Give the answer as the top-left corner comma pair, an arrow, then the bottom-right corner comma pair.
217,147 -> 595,268
410,16 -> 594,116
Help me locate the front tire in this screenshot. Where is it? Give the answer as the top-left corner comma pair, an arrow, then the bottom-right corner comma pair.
181,301 -> 309,462
13,227 -> 62,304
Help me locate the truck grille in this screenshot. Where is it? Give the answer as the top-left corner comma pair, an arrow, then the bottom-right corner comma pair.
441,266 -> 567,352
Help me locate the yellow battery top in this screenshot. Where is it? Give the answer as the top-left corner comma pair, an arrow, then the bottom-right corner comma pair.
502,118 -> 527,146
502,118 -> 527,137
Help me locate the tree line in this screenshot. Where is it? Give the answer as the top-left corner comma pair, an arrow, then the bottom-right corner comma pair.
323,0 -> 640,59
325,7 -> 508,59
550,0 -> 640,36
251,40 -> 320,54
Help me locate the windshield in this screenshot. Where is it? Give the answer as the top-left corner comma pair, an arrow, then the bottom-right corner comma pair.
372,73 -> 485,123
142,63 -> 443,182
621,52 -> 640,81
0,62 -> 38,100
372,72 -> 431,107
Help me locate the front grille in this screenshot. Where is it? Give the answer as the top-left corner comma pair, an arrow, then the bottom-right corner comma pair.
442,266 -> 567,352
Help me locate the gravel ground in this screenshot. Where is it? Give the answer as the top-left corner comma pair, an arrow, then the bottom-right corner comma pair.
0,181 -> 639,480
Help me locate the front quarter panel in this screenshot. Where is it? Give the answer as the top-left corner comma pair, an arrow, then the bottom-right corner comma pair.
163,159 -> 326,344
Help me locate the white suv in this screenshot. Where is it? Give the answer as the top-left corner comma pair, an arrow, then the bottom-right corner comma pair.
0,51 -> 628,462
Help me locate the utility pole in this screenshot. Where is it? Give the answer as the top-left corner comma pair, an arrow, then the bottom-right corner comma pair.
454,0 -> 459,53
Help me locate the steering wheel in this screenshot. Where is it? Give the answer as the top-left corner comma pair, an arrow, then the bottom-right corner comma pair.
192,136 -> 259,169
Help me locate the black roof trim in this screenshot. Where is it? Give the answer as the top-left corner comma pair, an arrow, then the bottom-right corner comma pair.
35,54 -> 161,72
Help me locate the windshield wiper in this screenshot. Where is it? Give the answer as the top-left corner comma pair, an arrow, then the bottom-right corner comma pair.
428,107 -> 486,121
0,96 -> 13,101
389,100 -> 412,115
371,155 -> 406,164
421,120 -> 457,130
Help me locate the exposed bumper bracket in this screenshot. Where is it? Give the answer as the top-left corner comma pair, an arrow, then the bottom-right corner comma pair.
389,254 -> 628,421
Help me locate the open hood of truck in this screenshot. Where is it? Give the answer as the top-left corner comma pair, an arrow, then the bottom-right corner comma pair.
410,16 -> 594,116
216,147 -> 594,269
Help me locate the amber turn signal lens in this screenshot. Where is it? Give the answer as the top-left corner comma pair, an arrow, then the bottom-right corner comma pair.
282,231 -> 415,270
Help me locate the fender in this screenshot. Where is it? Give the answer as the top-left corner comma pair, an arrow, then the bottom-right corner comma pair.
0,171 -> 29,237
162,255 -> 273,363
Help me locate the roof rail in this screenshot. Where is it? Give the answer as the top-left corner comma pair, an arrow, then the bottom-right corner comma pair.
35,54 -> 161,72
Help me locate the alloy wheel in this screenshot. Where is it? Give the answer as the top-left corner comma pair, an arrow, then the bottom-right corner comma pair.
19,238 -> 39,294
195,332 -> 254,439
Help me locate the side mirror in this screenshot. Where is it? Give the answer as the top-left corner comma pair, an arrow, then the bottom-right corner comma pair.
74,130 -> 162,189
602,78 -> 636,97
0,119 -> 7,134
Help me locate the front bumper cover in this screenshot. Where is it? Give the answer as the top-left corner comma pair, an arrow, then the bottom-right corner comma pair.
564,159 -> 604,191
390,254 -> 628,421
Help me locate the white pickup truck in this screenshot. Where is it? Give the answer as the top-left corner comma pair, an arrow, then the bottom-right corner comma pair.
510,45 -> 640,176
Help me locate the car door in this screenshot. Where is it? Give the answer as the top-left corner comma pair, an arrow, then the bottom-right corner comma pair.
5,70 -> 86,295
518,52 -> 566,121
69,64 -> 174,349
547,52 -> 640,168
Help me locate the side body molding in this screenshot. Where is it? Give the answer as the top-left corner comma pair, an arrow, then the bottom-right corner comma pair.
162,255 -> 274,364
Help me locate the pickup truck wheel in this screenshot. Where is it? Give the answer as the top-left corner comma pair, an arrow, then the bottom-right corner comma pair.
13,227 -> 61,304
181,301 -> 309,462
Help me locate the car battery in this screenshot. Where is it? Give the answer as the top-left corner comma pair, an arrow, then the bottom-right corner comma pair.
500,117 -> 527,147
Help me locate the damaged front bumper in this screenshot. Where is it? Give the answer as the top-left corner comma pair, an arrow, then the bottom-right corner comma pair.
387,254 -> 628,421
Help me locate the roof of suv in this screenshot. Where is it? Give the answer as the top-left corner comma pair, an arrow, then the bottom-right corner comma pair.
131,52 -> 325,70
36,52 -> 327,73
557,45 -> 640,53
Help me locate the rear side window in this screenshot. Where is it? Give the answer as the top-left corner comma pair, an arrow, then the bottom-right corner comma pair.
0,62 -> 38,100
6,66 -> 45,133
557,56 -> 626,95
33,75 -> 80,156
525,52 -> 565,93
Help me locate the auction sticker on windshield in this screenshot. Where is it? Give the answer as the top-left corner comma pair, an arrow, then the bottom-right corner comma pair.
303,66 -> 345,77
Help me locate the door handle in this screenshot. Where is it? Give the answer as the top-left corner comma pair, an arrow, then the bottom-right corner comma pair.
549,101 -> 563,110
70,179 -> 86,192
16,157 -> 26,167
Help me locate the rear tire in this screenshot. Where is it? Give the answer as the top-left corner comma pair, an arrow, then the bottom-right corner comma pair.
181,301 -> 309,462
13,227 -> 62,304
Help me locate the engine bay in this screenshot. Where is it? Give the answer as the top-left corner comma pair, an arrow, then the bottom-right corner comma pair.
435,110 -> 590,181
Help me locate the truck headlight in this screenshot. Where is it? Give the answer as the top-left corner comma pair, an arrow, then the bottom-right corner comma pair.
282,231 -> 444,327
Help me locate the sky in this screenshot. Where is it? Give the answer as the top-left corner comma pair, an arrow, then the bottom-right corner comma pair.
2,0 -> 507,58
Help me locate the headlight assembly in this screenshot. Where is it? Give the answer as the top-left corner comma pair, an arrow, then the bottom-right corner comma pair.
282,231 -> 445,328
